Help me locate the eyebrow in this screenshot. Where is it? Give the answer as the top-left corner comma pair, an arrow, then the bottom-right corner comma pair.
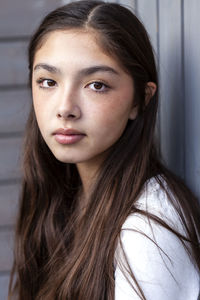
33,63 -> 120,77
33,63 -> 61,74
79,65 -> 120,77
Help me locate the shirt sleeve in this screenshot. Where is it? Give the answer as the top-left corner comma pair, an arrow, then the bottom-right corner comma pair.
114,184 -> 200,300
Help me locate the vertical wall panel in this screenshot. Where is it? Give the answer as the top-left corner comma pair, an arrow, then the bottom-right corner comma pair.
0,41 -> 28,86
0,275 -> 10,300
184,0 -> 200,198
0,138 -> 22,180
137,0 -> 158,56
0,231 -> 14,272
158,0 -> 184,178
0,184 -> 20,226
119,0 -> 136,12
0,89 -> 30,133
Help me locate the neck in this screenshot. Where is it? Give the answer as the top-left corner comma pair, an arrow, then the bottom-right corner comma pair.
76,163 -> 98,199
76,154 -> 107,199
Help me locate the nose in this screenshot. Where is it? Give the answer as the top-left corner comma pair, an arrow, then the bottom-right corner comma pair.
57,105 -> 81,120
56,89 -> 81,121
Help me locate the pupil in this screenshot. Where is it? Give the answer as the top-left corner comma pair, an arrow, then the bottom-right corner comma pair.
48,80 -> 54,86
94,82 -> 102,89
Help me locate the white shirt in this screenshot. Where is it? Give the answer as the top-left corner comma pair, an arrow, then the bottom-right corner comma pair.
114,177 -> 200,299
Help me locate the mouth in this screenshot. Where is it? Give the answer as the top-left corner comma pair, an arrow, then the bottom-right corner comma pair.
53,128 -> 86,145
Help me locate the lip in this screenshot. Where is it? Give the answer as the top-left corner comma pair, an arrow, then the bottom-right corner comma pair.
53,128 -> 85,135
53,128 -> 86,145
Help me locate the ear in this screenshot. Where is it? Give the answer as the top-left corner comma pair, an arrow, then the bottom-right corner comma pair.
145,81 -> 157,106
129,82 -> 157,120
129,105 -> 138,120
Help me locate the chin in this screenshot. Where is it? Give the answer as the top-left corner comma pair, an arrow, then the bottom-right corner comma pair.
52,152 -> 84,164
54,155 -> 77,164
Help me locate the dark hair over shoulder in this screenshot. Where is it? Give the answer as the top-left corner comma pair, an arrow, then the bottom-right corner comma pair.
9,1 -> 200,299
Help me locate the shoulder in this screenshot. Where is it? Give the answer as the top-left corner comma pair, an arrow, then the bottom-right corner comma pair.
123,176 -> 184,233
114,177 -> 200,300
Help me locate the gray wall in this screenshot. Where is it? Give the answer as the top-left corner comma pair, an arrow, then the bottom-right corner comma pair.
0,0 -> 199,299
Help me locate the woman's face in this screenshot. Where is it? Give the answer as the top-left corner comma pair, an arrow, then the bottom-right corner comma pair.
32,30 -> 136,168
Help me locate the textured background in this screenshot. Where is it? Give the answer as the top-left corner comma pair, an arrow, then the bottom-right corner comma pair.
0,0 -> 200,299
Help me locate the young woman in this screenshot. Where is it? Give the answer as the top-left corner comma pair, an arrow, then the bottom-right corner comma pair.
9,1 -> 200,299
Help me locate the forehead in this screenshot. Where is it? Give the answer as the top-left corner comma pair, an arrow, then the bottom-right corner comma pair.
33,29 -> 124,73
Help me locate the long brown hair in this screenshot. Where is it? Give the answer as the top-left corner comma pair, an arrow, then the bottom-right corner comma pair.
9,1 -> 200,299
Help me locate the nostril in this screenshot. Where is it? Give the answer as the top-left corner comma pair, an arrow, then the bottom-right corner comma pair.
68,114 -> 76,118
56,112 -> 77,119
56,106 -> 81,120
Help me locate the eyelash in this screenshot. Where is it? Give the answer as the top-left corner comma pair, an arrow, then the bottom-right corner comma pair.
86,81 -> 110,93
36,78 -> 56,89
36,78 -> 110,93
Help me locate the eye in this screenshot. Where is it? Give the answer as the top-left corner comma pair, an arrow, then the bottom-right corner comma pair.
36,78 -> 57,89
87,81 -> 109,93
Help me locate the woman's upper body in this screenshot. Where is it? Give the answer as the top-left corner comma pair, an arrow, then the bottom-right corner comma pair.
115,177 -> 200,299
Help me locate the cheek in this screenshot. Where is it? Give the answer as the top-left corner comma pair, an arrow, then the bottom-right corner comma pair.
101,96 -> 132,123
90,97 -> 133,138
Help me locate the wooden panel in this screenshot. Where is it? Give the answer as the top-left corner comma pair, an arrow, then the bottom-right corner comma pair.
137,0 -> 157,55
184,0 -> 200,198
0,184 -> 20,226
0,0 -> 70,37
0,137 -> 22,180
0,41 -> 28,86
158,0 -> 184,178
0,89 -> 31,133
0,274 -> 10,300
0,230 -> 13,272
